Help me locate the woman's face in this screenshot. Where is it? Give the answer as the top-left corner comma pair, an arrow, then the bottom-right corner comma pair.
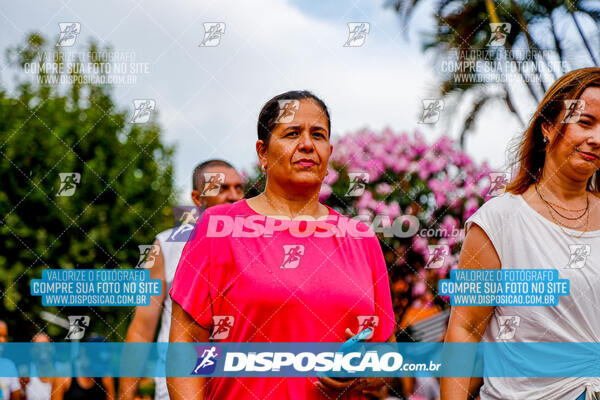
545,87 -> 600,180
258,99 -> 332,193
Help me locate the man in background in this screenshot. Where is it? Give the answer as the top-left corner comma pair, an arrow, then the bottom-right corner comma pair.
119,160 -> 244,400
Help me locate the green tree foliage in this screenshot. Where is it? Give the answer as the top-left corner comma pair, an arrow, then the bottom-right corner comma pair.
0,33 -> 175,340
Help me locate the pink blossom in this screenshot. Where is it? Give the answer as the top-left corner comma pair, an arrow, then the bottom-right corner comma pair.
375,183 -> 393,195
437,263 -> 450,278
323,167 -> 338,185
447,236 -> 459,248
452,151 -> 473,167
411,235 -> 429,258
387,201 -> 401,220
373,201 -> 386,214
465,197 -> 479,210
428,179 -> 447,206
463,197 -> 480,220
319,184 -> 332,202
365,160 -> 384,181
412,280 -> 427,297
449,197 -> 463,210
434,192 -> 446,207
374,214 -> 393,228
389,154 -> 409,173
417,158 -> 431,180
440,215 -> 459,238
412,131 -> 428,155
356,191 -> 374,210
464,180 -> 477,197
433,135 -> 455,153
430,156 -> 448,173
368,142 -> 387,159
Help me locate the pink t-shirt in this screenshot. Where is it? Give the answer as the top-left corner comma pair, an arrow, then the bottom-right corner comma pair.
170,199 -> 395,399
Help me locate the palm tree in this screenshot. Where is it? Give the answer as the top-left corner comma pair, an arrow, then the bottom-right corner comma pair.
564,0 -> 600,65
387,0 -> 600,146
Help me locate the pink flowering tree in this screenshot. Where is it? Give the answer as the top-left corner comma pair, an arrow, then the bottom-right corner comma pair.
244,128 -> 494,337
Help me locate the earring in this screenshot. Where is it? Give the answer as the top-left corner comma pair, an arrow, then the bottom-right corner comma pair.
261,164 -> 266,172
541,136 -> 550,150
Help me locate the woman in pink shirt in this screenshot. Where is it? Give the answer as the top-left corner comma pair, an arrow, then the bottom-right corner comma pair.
167,91 -> 396,399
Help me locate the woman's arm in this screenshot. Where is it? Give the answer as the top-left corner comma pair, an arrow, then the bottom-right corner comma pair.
119,240 -> 166,400
101,377 -> 115,400
166,301 -> 211,400
440,224 -> 500,400
51,377 -> 69,400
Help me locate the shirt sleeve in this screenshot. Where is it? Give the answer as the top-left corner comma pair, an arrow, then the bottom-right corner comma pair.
367,235 -> 396,342
465,197 -> 504,264
169,210 -> 215,330
1,361 -> 20,394
7,377 -> 20,394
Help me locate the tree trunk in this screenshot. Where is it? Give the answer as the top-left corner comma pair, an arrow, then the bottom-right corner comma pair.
485,0 -> 500,24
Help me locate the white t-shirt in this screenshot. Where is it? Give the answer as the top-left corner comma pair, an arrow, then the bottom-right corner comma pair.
0,358 -> 20,400
25,364 -> 52,400
465,192 -> 600,400
25,377 -> 51,400
154,228 -> 186,400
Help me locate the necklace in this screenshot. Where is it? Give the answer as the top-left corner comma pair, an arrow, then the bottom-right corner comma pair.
534,185 -> 590,238
543,199 -> 587,212
262,192 -> 324,220
534,184 -> 589,220
263,192 -> 292,219
544,202 -> 589,238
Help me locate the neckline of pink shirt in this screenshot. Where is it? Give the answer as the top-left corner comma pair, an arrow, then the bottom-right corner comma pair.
240,198 -> 338,224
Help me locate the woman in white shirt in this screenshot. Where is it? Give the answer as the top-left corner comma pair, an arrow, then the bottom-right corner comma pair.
441,67 -> 600,400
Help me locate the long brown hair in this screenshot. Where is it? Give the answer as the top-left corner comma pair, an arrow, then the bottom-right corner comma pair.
506,67 -> 600,194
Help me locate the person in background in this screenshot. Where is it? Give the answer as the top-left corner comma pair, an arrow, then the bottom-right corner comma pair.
51,335 -> 115,400
0,320 -> 21,400
20,333 -> 53,400
118,160 -> 244,400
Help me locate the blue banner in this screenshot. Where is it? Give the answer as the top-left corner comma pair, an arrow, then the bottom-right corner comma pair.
0,342 -> 599,377
438,269 -> 569,306
30,269 -> 162,306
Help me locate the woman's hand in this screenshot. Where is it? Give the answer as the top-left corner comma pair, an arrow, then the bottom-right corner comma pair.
315,328 -> 394,396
